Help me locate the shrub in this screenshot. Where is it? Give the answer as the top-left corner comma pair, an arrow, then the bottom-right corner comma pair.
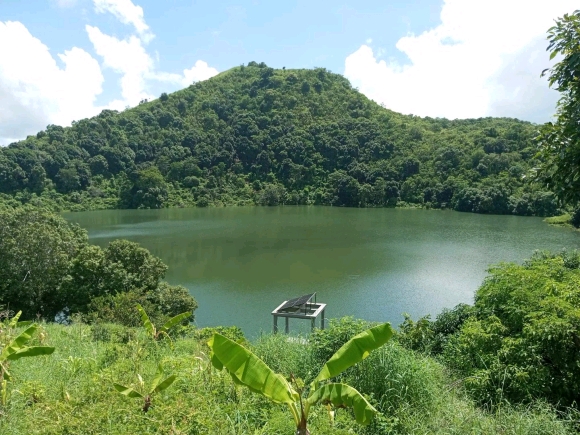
443,251 -> 580,408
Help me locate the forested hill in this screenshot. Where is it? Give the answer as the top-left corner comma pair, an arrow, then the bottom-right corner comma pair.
0,62 -> 559,215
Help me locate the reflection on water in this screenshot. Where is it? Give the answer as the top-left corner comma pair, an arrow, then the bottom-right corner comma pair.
64,206 -> 580,337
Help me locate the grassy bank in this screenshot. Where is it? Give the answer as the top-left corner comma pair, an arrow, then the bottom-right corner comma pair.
0,321 -> 575,435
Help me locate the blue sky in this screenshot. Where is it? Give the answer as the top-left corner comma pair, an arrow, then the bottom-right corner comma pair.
0,0 -> 577,144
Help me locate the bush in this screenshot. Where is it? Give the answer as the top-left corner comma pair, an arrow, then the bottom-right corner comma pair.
397,303 -> 476,354
86,283 -> 197,328
443,251 -> 580,408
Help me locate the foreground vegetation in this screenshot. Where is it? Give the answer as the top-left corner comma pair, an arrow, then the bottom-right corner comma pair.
1,204 -> 580,433
0,318 -> 577,435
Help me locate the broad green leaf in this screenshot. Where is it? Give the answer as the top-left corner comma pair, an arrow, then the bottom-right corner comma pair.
208,333 -> 298,405
8,311 -> 22,328
160,311 -> 191,333
136,304 -> 155,337
15,321 -> 33,328
306,383 -> 377,425
150,364 -> 164,392
0,324 -> 38,361
6,346 -> 55,361
314,323 -> 393,384
152,375 -> 176,394
113,383 -> 143,398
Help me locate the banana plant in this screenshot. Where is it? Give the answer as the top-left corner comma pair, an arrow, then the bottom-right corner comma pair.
136,304 -> 191,341
209,322 -> 393,435
113,363 -> 176,412
1,320 -> 55,383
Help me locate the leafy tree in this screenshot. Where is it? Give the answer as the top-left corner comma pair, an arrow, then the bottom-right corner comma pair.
122,167 -> 168,209
0,208 -> 197,322
0,208 -> 87,319
536,10 -> 580,206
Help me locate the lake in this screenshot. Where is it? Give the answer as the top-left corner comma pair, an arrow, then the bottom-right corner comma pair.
64,207 -> 580,337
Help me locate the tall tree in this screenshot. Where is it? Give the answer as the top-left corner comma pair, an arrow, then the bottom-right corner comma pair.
536,10 -> 580,205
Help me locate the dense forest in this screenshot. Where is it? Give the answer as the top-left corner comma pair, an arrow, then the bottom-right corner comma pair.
0,62 -> 560,216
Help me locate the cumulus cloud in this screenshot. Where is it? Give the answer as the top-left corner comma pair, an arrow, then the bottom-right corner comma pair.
86,25 -> 154,105
154,60 -> 220,87
0,21 -> 103,144
0,0 -> 219,145
93,0 -> 153,42
344,0 -> 578,122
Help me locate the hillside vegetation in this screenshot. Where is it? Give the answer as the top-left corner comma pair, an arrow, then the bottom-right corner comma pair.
0,63 -> 559,215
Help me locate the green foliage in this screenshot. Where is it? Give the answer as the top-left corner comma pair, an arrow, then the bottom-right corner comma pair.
0,208 -> 197,323
398,304 -> 475,354
0,207 -> 87,319
536,10 -> 580,206
403,251 -> 580,409
208,323 -> 393,433
0,64 -> 557,216
113,364 -> 176,412
135,304 -> 192,340
0,315 -> 55,388
0,322 -> 575,434
309,316 -> 371,364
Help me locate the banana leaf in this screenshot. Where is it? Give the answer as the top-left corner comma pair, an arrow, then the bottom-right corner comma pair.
8,311 -> 22,328
150,364 -> 165,392
136,304 -> 155,337
314,323 -> 393,384
208,333 -> 298,405
306,383 -> 377,425
160,311 -> 191,333
6,346 -> 55,361
113,383 -> 144,398
152,375 -> 176,394
0,324 -> 38,361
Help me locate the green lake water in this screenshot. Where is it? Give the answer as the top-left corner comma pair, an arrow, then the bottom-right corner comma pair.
63,207 -> 580,337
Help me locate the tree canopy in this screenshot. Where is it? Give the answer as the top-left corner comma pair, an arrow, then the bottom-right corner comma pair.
0,63 -> 558,216
536,10 -> 580,206
0,207 -> 197,322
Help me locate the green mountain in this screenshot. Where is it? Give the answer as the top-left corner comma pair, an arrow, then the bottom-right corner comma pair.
0,62 -> 559,215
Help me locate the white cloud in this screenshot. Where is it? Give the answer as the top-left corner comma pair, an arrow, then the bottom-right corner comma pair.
0,21 -> 104,145
0,0 -> 219,145
182,61 -> 220,84
344,0 -> 578,122
85,25 -> 219,106
93,0 -> 154,42
150,60 -> 220,88
86,24 -> 154,105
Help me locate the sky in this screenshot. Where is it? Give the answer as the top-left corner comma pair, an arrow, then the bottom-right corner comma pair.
0,0 -> 577,146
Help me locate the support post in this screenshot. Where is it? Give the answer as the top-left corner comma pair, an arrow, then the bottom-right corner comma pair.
311,318 -> 315,332
273,315 -> 278,334
321,309 -> 325,330
285,317 -> 289,334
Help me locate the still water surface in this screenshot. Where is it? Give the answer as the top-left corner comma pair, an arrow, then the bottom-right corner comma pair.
64,207 -> 580,336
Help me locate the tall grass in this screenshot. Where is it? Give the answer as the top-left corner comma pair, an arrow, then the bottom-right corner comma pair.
0,322 -> 575,434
